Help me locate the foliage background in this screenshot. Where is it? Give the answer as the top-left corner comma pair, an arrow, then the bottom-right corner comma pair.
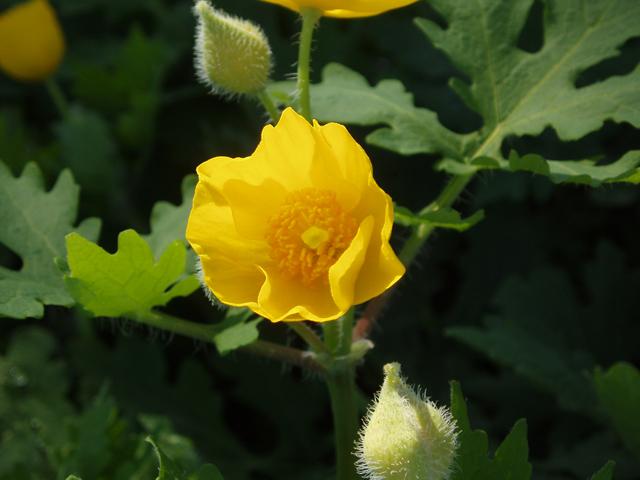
1,0 -> 639,479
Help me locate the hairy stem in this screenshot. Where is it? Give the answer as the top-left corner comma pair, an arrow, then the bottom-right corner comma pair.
130,310 -> 326,373
289,321 -> 329,353
296,7 -> 322,122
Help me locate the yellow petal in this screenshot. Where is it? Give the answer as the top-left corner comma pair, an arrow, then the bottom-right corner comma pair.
353,198 -> 405,304
259,0 -> 419,17
329,214 -> 374,312
257,265 -> 343,322
187,107 -> 405,322
0,0 -> 65,82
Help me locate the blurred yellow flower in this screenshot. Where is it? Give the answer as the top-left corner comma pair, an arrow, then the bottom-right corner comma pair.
259,0 -> 419,18
187,107 -> 405,322
0,0 -> 65,82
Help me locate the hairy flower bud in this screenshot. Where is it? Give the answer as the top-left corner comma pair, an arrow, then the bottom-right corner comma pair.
356,363 -> 458,480
193,1 -> 273,97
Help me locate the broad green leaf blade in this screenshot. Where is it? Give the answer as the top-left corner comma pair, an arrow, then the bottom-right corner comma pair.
198,464 -> 225,480
416,0 -> 640,142
594,362 -> 640,461
64,230 -> 199,318
307,0 -> 640,186
0,161 -> 101,319
213,307 -> 263,356
141,174 -> 197,260
588,461 -> 616,480
307,63 -> 470,158
147,437 -> 188,480
394,205 -> 485,231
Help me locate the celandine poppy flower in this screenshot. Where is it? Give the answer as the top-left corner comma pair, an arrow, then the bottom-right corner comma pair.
260,0 -> 419,18
187,108 -> 405,322
0,0 -> 65,82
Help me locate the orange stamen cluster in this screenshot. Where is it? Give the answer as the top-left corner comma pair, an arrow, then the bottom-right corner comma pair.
265,188 -> 358,288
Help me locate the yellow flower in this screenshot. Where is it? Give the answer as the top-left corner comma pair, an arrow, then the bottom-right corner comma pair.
186,107 -> 405,322
259,0 -> 419,18
0,0 -> 65,82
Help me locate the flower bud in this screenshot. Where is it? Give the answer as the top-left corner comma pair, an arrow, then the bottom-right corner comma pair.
193,1 -> 273,97
356,363 -> 458,480
0,0 -> 65,83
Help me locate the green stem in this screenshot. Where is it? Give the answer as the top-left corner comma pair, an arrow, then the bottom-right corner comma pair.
256,88 -> 281,124
325,368 -> 360,480
44,77 -> 69,120
289,321 -> 329,353
131,311 -> 326,373
296,7 -> 322,122
322,309 -> 359,480
323,308 -> 353,356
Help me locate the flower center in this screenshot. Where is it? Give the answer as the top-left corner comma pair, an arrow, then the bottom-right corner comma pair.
265,188 -> 358,288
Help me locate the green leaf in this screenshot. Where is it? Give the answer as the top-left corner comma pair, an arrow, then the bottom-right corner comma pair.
449,381 -> 532,480
197,464 -> 224,480
0,161 -> 101,319
213,307 -> 263,356
594,362 -> 640,461
64,229 -> 199,318
394,205 -> 484,231
507,150 -> 640,187
416,0 -> 640,140
588,461 -> 616,480
147,437 -> 188,480
306,63 -> 469,158
309,0 -> 640,186
484,419 -> 532,480
449,381 -> 490,480
140,174 -> 197,261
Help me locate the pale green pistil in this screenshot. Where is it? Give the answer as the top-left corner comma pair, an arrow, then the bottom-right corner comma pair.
301,225 -> 329,249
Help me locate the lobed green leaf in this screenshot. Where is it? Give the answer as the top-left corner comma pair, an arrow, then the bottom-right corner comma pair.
305,0 -> 640,187
212,307 -> 263,356
0,161 -> 101,319
64,229 -> 199,318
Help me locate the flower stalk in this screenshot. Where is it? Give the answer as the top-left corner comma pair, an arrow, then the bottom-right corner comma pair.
296,7 -> 322,122
127,310 -> 327,373
323,309 -> 361,480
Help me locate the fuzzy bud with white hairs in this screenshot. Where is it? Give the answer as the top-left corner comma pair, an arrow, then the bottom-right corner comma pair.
355,363 -> 459,480
193,1 -> 273,97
